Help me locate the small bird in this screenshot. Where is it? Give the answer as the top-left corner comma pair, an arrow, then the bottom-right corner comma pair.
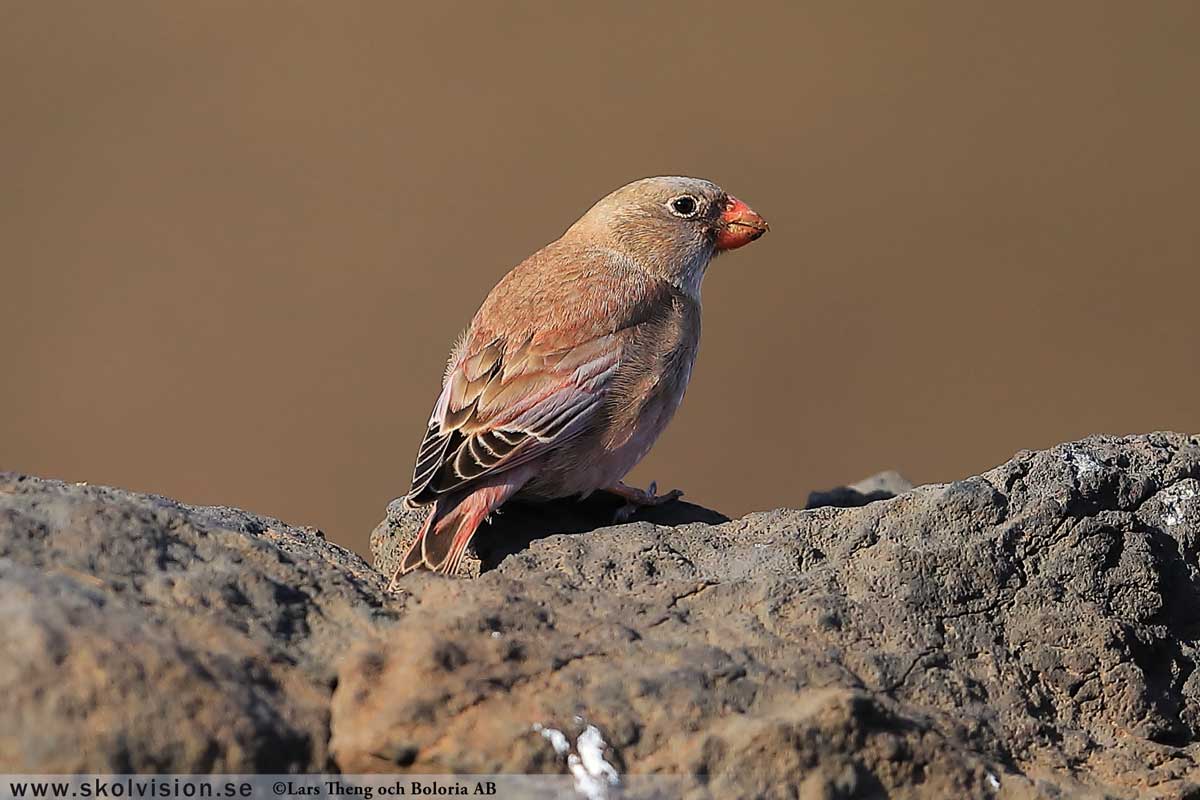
392,176 -> 768,583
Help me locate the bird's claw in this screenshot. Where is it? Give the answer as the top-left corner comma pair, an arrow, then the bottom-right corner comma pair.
609,481 -> 684,523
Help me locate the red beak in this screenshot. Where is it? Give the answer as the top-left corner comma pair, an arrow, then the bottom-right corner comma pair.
714,195 -> 769,251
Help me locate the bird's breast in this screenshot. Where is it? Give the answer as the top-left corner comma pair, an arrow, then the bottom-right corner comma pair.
520,293 -> 701,500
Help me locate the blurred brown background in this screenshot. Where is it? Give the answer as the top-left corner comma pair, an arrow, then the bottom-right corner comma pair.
3,1 -> 1198,556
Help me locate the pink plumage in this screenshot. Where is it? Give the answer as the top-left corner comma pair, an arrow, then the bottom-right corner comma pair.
392,176 -> 768,582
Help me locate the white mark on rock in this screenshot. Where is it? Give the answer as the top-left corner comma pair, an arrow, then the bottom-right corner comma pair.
490,630 -> 501,639
1064,449 -> 1103,477
1160,480 -> 1198,527
986,773 -> 1000,791
570,725 -> 620,800
532,723 -> 570,756
532,721 -> 620,800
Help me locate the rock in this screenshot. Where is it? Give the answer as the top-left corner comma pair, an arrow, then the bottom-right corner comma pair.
807,470 -> 916,509
0,474 -> 397,772
342,433 -> 1200,797
370,491 -> 729,579
4,433 -> 1200,798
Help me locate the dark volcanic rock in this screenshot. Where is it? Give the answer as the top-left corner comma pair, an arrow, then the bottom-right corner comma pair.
351,433 -> 1200,797
4,433 -> 1200,798
806,470 -> 915,509
370,490 -> 729,579
0,474 -> 397,772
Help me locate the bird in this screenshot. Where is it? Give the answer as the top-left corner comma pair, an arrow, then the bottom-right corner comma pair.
391,176 -> 768,584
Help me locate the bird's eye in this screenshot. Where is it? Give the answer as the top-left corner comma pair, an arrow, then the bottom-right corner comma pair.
668,195 -> 699,218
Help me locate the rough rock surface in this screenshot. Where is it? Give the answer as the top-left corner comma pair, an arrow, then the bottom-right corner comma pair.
805,470 -> 915,510
370,491 -> 730,580
3,433 -> 1200,799
0,475 -> 395,771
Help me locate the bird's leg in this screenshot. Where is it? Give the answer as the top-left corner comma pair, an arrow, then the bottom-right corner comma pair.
606,481 -> 684,523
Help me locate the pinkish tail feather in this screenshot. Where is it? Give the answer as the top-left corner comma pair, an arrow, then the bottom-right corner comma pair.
388,468 -> 534,587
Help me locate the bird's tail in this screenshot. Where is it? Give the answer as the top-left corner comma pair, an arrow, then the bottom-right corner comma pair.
390,497 -> 478,584
389,472 -> 530,588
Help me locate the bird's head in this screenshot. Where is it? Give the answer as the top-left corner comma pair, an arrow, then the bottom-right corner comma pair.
566,176 -> 769,297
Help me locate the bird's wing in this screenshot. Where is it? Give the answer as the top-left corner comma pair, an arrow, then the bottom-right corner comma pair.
404,248 -> 664,506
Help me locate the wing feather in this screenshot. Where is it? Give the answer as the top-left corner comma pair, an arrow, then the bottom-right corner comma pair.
403,246 -> 670,508
404,333 -> 620,505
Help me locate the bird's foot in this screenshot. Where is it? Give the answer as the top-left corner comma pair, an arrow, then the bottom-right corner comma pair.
607,481 -> 684,523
